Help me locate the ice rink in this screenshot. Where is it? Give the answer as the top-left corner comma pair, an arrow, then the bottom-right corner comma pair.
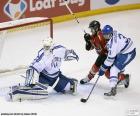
0,9 -> 140,116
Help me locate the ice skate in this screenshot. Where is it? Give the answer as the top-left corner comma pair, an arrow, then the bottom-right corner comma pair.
124,74 -> 130,88
80,77 -> 91,84
104,87 -> 117,96
117,74 -> 130,88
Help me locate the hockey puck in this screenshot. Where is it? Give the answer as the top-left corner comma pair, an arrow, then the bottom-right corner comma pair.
80,98 -> 87,103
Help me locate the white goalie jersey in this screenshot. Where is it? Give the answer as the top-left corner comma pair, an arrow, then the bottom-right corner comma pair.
104,31 -> 135,67
30,44 -> 78,78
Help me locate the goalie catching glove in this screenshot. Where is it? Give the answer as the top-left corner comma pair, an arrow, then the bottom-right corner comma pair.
65,49 -> 79,61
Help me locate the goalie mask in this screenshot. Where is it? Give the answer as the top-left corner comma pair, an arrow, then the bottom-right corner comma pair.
42,37 -> 53,54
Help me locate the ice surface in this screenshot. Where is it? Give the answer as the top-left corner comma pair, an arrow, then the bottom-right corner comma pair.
0,10 -> 140,116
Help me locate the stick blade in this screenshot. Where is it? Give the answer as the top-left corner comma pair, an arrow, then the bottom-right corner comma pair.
80,98 -> 87,103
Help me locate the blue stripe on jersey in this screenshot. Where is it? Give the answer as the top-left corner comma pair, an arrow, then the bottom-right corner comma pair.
38,48 -> 44,56
36,53 -> 44,62
110,76 -> 118,79
51,45 -> 65,52
120,38 -> 130,52
31,49 -> 44,66
108,56 -> 115,59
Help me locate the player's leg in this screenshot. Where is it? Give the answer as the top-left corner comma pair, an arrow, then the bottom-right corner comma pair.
104,49 -> 136,96
54,72 -> 78,95
105,69 -> 130,88
80,55 -> 107,84
115,49 -> 136,88
104,65 -> 119,96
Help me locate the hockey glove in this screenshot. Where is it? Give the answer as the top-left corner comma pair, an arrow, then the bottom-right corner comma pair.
25,67 -> 34,86
98,64 -> 109,76
65,50 -> 79,61
84,33 -> 91,42
85,42 -> 92,51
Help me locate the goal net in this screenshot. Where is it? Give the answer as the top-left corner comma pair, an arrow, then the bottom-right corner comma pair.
0,17 -> 53,74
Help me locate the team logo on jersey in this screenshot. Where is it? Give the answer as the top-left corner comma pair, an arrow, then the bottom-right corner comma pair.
105,0 -> 120,5
4,0 -> 27,20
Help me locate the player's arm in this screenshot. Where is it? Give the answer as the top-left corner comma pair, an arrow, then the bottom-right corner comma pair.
84,33 -> 94,51
25,49 -> 45,86
52,45 -> 79,61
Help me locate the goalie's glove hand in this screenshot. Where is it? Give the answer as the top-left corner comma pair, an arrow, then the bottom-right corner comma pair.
84,33 -> 91,42
65,49 -> 79,61
25,67 -> 34,86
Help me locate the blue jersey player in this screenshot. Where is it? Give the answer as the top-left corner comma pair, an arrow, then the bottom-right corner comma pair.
98,25 -> 136,96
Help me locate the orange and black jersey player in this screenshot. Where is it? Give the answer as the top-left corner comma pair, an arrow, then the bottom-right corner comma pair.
80,20 -> 108,84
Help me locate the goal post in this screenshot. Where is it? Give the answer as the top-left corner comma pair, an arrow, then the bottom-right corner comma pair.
0,17 -> 53,74
0,17 -> 53,38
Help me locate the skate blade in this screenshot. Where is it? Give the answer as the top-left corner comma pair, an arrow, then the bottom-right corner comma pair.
104,94 -> 117,100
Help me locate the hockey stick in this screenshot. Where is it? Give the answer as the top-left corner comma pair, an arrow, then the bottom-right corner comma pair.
64,0 -> 86,34
81,75 -> 100,103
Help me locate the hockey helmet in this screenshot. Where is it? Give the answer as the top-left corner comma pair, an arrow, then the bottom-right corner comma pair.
42,37 -> 53,51
102,25 -> 113,40
89,20 -> 101,35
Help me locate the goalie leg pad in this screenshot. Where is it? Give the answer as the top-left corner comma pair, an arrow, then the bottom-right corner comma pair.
9,85 -> 48,101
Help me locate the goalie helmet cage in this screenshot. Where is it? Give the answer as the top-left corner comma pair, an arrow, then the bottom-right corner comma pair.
0,17 -> 53,74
